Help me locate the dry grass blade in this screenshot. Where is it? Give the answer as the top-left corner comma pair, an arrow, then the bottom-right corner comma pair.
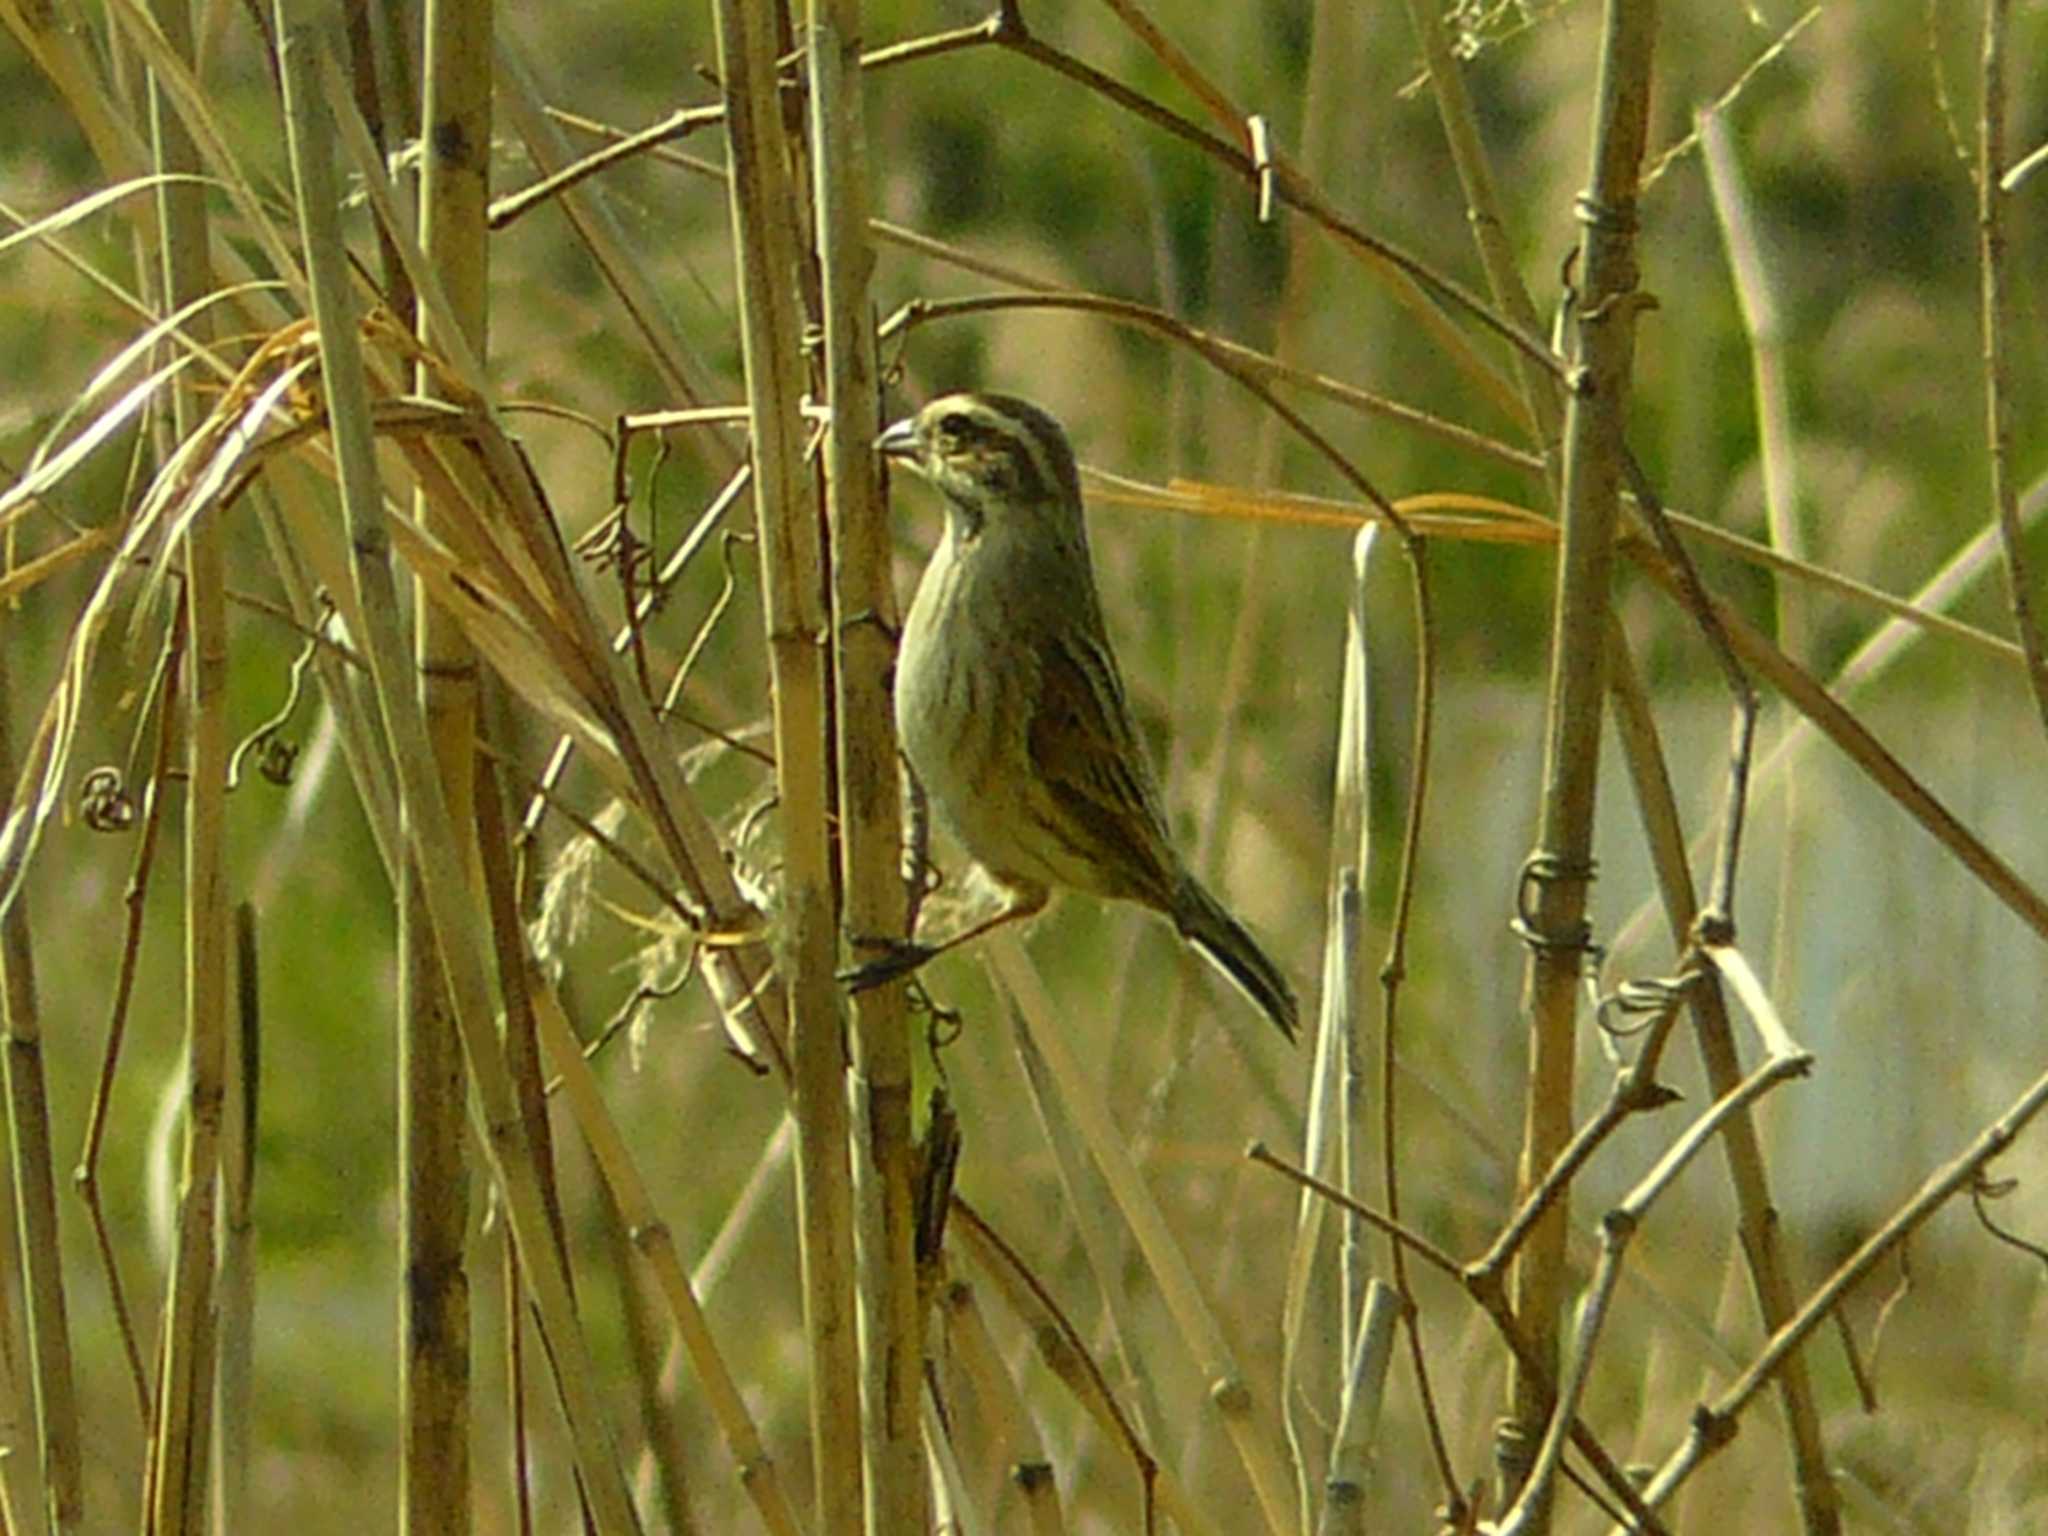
986,934 -> 1296,1534
277,18 -> 641,1529
0,174 -> 200,264
530,982 -> 803,1536
149,0 -> 232,1519
1283,521 -> 1381,1523
0,357 -> 198,537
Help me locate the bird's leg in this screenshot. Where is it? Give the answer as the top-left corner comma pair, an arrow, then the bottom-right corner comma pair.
841,883 -> 1048,992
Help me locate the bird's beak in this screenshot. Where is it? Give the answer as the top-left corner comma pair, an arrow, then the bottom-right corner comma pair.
875,415 -> 919,463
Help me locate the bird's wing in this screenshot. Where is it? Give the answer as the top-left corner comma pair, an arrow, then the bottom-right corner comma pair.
1023,627 -> 1181,907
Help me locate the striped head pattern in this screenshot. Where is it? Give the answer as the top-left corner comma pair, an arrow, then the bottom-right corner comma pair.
877,392 -> 1086,538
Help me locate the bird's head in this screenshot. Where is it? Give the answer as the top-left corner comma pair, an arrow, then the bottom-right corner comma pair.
877,392 -> 1084,537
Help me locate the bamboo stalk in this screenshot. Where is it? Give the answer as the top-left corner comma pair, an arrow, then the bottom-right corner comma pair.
399,1 -> 492,1526
150,0 -> 229,1525
491,42 -> 740,476
343,45 -> 796,1083
709,1 -> 863,1528
1006,1005 -> 1168,1449
1316,1279 -> 1400,1536
950,1201 -> 1225,1536
806,1 -> 927,1530
474,743 -> 577,1531
1504,2 -> 1657,1525
605,1199 -> 703,1536
937,1279 -> 1063,1533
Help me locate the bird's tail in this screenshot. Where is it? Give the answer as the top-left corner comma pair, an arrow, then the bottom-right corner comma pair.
1173,876 -> 1299,1043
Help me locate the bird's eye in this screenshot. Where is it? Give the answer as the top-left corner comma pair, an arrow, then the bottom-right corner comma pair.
937,412 -> 973,440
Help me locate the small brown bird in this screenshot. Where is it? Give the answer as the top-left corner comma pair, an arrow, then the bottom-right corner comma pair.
853,391 -> 1298,1042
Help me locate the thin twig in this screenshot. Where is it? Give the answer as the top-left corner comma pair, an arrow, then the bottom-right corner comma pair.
1248,1142 -> 1672,1536
1497,1049 -> 1813,1533
1629,1054 -> 2048,1522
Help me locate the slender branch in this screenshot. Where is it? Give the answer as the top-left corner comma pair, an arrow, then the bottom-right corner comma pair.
1467,1001 -> 1685,1285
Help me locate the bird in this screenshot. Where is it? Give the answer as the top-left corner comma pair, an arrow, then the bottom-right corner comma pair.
848,390 -> 1299,1043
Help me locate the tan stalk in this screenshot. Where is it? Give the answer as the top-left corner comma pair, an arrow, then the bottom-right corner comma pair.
472,747 -> 575,1530
1629,1048 -> 2048,1523
806,1 -> 926,1530
1504,1 -> 1657,1525
1006,1006 -> 1168,1443
1399,0 -> 1565,476
533,107 -> 1544,478
1604,480 -> 2048,969
1284,522 -> 1380,1523
0,1180 -> 24,1532
75,615 -> 187,1432
1497,1047 -> 1814,1536
0,640 -> 81,1532
1625,549 -> 2048,942
1602,639 -> 1839,1530
104,0 -> 308,305
709,0 -> 862,1528
0,0 -> 148,182
1317,1279 -> 1401,1535
399,1 -> 492,1527
276,17 -> 640,1530
918,1381 -> 977,1530
149,0 -> 229,1526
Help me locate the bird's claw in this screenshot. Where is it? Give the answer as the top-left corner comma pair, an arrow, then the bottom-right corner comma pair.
839,937 -> 937,993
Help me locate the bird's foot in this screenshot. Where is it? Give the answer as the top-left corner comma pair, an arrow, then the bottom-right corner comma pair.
839,936 -> 939,993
